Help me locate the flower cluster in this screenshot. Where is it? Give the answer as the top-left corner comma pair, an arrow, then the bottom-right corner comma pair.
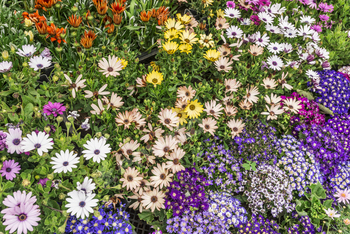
329,161 -> 350,193
208,191 -> 247,229
239,164 -> 295,217
287,212 -> 317,234
166,210 -> 229,234
1,191 -> 41,234
276,135 -> 323,196
64,203 -> 132,234
338,66 -> 350,81
237,215 -> 280,234
0,130 -> 7,150
309,70 -> 350,114
282,92 -> 325,126
165,167 -> 209,216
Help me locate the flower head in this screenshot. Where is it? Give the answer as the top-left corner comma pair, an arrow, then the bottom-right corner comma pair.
66,190 -> 98,219
43,102 -> 66,117
50,149 -> 79,173
204,49 -> 221,62
16,44 -> 36,57
120,167 -> 143,191
29,56 -> 51,71
0,61 -> 13,73
163,41 -> 178,54
82,137 -> 111,163
324,208 -> 340,219
334,189 -> 350,204
6,128 -> 23,154
146,70 -> 164,87
98,55 -> 123,77
21,131 -> 54,156
185,99 -> 204,119
0,160 -> 21,180
199,117 -> 218,136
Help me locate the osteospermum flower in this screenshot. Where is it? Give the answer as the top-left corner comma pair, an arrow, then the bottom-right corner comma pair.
179,30 -> 198,45
165,18 -> 184,31
0,160 -> 21,180
0,61 -> 13,73
264,93 -> 281,106
98,55 -> 123,77
50,149 -> 79,173
158,108 -> 179,131
226,25 -> 243,39
215,56 -> 233,72
177,85 -> 196,101
65,190 -> 98,219
215,17 -> 229,30
267,55 -> 284,70
324,208 -> 340,220
179,43 -> 192,54
204,49 -> 221,62
244,86 -> 260,103
115,110 -> 134,129
121,139 -> 141,160
227,119 -> 245,138
163,41 -> 178,54
77,177 -> 96,195
141,188 -> 166,212
199,34 -> 214,48
261,105 -> 284,120
153,135 -> 178,157
198,117 -> 218,136
224,105 -> 237,117
165,147 -> 185,173
82,137 -> 111,163
2,202 -> 41,234
140,123 -> 164,143
164,29 -> 179,40
29,56 -> 51,71
262,77 -> 278,89
84,84 -> 110,98
225,79 -> 241,93
21,131 -> 54,156
282,98 -> 302,114
185,99 -> 204,119
43,102 -> 66,117
1,191 -> 37,212
90,99 -> 105,115
334,189 -> 350,204
146,70 -> 164,87
150,163 -> 173,189
120,167 -> 143,191
6,128 -> 23,154
204,100 -> 223,119
16,44 -> 36,57
64,74 -> 86,98
172,107 -> 188,125
248,44 -> 264,56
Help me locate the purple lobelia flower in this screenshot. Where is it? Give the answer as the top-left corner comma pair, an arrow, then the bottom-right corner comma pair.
42,102 -> 66,117
0,160 -> 21,180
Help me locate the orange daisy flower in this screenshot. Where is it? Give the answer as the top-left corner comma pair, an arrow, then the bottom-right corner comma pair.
113,14 -> 122,25
35,21 -> 48,35
140,11 -> 152,22
110,2 -> 126,14
95,0 -> 108,15
35,0 -> 61,11
80,30 -> 97,49
67,15 -> 82,28
22,10 -> 46,23
46,23 -> 66,44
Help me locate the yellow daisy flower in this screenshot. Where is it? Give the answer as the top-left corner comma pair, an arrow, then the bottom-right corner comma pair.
185,99 -> 204,119
150,61 -> 160,71
165,18 -> 184,31
199,34 -> 214,48
117,59 -> 128,69
204,50 -> 221,62
179,30 -> 198,45
203,0 -> 214,8
164,29 -> 179,41
179,44 -> 192,54
146,70 -> 163,87
217,9 -> 225,18
172,107 -> 188,125
176,13 -> 191,24
163,41 -> 179,54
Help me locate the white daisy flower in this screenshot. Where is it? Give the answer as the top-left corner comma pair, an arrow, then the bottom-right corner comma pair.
267,55 -> 284,71
240,18 -> 251,25
0,61 -> 13,73
254,32 -> 270,47
16,44 -> 36,57
281,43 -> 293,53
284,29 -> 297,38
65,190 -> 98,219
258,12 -> 274,24
82,137 -> 111,163
279,21 -> 296,32
311,32 -> 320,42
29,56 -> 51,71
267,42 -> 283,54
21,131 -> 54,156
265,24 -> 281,34
5,128 -> 23,154
297,25 -> 313,39
224,8 -> 241,19
265,3 -> 286,15
226,26 -> 243,39
50,149 -> 80,173
300,16 -> 315,24
77,177 -> 96,195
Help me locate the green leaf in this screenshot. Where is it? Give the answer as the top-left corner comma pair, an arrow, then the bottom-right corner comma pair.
296,89 -> 314,100
242,163 -> 251,171
138,210 -> 154,223
317,103 -> 334,116
323,200 -> 333,209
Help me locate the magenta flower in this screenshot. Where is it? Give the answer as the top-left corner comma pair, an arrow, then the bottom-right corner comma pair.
319,14 -> 329,22
42,102 -> 66,117
250,15 -> 261,25
226,1 -> 235,8
311,24 -> 322,33
0,160 -> 21,181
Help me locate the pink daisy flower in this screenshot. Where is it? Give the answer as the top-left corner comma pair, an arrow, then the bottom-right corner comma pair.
1,191 -> 37,215
0,160 -> 21,180
334,189 -> 350,204
42,102 -> 66,117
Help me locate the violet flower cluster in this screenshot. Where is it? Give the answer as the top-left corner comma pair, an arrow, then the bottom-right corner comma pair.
311,70 -> 350,114
281,92 -> 325,126
208,191 -> 247,229
287,212 -> 317,234
276,135 -> 323,197
239,164 -> 295,217
237,214 -> 280,234
165,167 -> 209,217
294,114 -> 350,181
0,130 -> 7,151
64,203 -> 132,234
200,136 -> 243,192
328,161 -> 350,194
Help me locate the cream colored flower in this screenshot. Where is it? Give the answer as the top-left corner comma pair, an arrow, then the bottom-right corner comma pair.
262,77 -> 278,89
120,167 -> 143,191
131,108 -> 146,129
199,34 -> 214,48
175,98 -> 189,110
225,79 -> 241,93
140,123 -> 164,143
215,57 -> 233,72
165,147 -> 185,173
121,139 -> 140,160
282,98 -> 302,114
278,72 -> 293,90
264,93 -> 281,106
244,86 -> 260,103
239,99 -> 253,110
261,105 -> 284,120
104,92 -> 123,110
248,44 -> 264,56
115,110 -> 134,129
90,99 -> 105,115
227,119 -> 245,138
136,75 -> 147,87
224,105 -> 237,117
98,55 -> 123,77
215,17 -> 229,30
204,100 -> 223,119
158,108 -> 180,131
150,163 -> 173,189
177,85 -> 196,101
218,45 -> 231,57
84,84 -> 110,98
152,135 -> 178,157
141,188 -> 165,212
198,117 -> 218,136
128,191 -> 145,213
64,74 -> 86,98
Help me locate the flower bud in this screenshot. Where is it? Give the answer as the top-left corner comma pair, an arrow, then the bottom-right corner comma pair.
65,121 -> 71,129
55,46 -> 63,53
104,133 -> 110,139
47,173 -> 54,180
95,132 -> 102,138
57,116 -> 63,123
22,179 -> 31,187
44,126 -> 51,133
59,193 -> 66,200
24,18 -> 33,27
2,50 -> 9,60
72,6 -> 78,12
24,31 -> 34,42
52,75 -> 59,82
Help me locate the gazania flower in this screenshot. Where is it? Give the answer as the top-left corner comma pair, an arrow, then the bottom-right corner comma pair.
0,61 -> 13,73
0,160 -> 21,180
90,99 -> 105,115
46,23 -> 66,44
140,123 -> 164,143
227,119 -> 245,138
204,100 -> 223,119
204,49 -> 221,61
146,70 -> 163,87
5,128 -> 23,154
261,105 -> 284,120
158,108 -> 179,131
98,55 -> 123,77
224,105 -> 237,117
121,139 -> 140,160
64,74 -> 86,98
262,77 -> 278,89
35,0 -> 61,11
179,44 -> 192,54
80,30 -> 97,49
244,86 -> 260,103
172,108 -> 188,125
82,137 -> 111,163
215,17 -> 229,30
29,56 -> 51,71
153,135 -> 178,157
77,177 -> 96,195
113,13 -> 122,25
120,167 -> 143,191
50,149 -> 79,173
67,15 -> 82,28
248,44 -> 264,56
199,34 -> 214,48
163,41 -> 178,54
199,117 -> 218,136
324,208 -> 340,220
225,79 -> 241,93
264,93 -> 281,106
177,85 -> 196,101
150,163 -> 173,189
179,30 -> 198,45
95,0 -> 108,15
105,23 -> 115,34
215,56 -> 233,72
110,2 -> 126,14
282,98 -> 302,114
239,100 -> 253,110
22,10 -> 46,23
65,190 -> 98,219
141,188 -> 166,212
185,99 -> 204,119
43,102 -> 66,117
35,21 -> 48,34
17,44 -> 36,57
218,45 -> 231,57
115,110 -> 134,129
334,189 -> 350,204
165,18 -> 184,31
21,131 -> 54,156
84,84 -> 110,98
165,147 -> 185,173
175,98 -> 189,110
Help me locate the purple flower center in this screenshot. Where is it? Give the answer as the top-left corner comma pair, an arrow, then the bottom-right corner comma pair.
273,47 -> 277,50
231,32 -> 237,36
230,14 -> 234,17
37,64 -> 43,69
63,161 -> 69,166
272,61 -> 277,66
79,201 -> 86,207
258,38 -> 263,42
6,167 -> 11,172
34,143 -> 41,149
262,18 -> 267,22
25,53 -> 30,57
18,213 -> 27,221
52,108 -> 57,112
94,149 -> 100,155
12,138 -> 21,145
